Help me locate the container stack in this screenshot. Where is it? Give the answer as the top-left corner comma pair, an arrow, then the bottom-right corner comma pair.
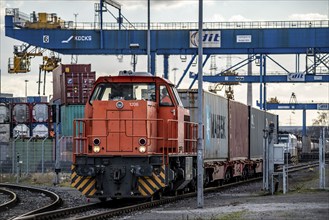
12,100 -> 30,138
52,64 -> 95,137
0,95 -> 49,165
0,102 -> 11,161
31,102 -> 50,138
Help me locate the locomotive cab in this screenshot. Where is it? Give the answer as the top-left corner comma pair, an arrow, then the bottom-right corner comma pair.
71,71 -> 197,200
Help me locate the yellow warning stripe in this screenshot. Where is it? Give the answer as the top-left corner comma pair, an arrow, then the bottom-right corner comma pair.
146,177 -> 159,190
71,176 -> 82,188
152,173 -> 165,187
138,186 -> 148,196
71,172 -> 77,179
89,188 -> 97,196
78,178 -> 90,190
82,179 -> 96,195
160,171 -> 165,180
71,165 -> 96,196
138,178 -> 154,195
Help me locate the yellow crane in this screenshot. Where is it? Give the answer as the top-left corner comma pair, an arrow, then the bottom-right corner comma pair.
8,43 -> 61,95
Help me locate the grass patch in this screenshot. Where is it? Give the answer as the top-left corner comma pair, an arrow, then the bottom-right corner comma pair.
0,172 -> 72,187
215,210 -> 247,220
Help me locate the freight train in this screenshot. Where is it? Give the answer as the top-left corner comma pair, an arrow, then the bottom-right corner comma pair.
71,71 -> 278,200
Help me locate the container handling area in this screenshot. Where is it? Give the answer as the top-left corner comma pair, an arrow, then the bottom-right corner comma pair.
0,1 -> 328,219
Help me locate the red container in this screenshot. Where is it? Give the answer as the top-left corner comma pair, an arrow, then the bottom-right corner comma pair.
53,64 -> 95,105
228,100 -> 249,160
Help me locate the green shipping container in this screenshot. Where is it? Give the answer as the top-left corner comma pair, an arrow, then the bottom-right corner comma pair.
60,105 -> 85,136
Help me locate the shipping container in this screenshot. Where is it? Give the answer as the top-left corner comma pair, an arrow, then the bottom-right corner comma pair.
32,123 -> 49,138
12,103 -> 30,123
11,97 -> 27,103
32,103 -> 49,122
60,105 -> 85,136
0,124 -> 10,143
0,97 -> 12,103
249,107 -> 265,160
13,124 -> 30,137
228,100 -> 249,160
0,103 -> 10,123
27,96 -> 48,103
53,64 -> 95,105
179,90 -> 229,160
81,71 -> 96,104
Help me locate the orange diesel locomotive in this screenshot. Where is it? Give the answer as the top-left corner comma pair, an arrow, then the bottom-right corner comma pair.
71,71 -> 198,200
71,71 -> 276,200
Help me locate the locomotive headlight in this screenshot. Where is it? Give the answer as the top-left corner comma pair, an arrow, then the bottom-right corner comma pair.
116,101 -> 124,109
93,145 -> 101,153
138,145 -> 147,153
139,138 -> 147,146
93,138 -> 100,145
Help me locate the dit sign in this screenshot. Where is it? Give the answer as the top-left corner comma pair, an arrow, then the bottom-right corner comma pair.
190,31 -> 221,48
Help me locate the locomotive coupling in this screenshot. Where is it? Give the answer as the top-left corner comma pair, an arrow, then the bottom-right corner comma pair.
131,165 -> 153,177
76,165 -> 96,177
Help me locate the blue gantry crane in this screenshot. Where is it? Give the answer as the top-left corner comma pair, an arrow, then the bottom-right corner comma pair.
3,2 -> 329,139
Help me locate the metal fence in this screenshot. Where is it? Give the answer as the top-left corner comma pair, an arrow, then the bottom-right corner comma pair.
0,136 -> 73,176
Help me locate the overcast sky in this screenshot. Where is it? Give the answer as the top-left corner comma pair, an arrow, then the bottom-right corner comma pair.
0,0 -> 328,126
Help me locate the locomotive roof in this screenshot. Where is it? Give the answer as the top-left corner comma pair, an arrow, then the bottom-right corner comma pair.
95,74 -> 174,86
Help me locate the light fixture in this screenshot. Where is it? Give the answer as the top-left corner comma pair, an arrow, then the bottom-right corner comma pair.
138,146 -> 147,153
93,145 -> 101,153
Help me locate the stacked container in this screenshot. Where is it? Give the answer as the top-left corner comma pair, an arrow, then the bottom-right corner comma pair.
31,103 -> 50,138
52,64 -> 95,137
0,103 -> 11,161
53,64 -> 95,105
12,103 -> 30,138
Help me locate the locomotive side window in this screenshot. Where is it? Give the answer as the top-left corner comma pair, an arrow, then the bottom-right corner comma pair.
89,83 -> 156,104
172,87 -> 183,107
159,85 -> 173,106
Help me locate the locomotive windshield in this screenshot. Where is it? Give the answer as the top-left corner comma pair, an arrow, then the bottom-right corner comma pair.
90,83 -> 156,104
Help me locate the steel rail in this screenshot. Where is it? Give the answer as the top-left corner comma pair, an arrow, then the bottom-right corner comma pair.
0,184 -> 62,219
0,188 -> 18,212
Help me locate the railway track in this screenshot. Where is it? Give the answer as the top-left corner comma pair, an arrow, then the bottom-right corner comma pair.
12,162 -> 322,220
0,188 -> 18,212
15,177 -> 261,220
0,184 -> 62,220
277,161 -> 320,172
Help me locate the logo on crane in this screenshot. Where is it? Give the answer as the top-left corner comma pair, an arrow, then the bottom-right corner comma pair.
190,31 -> 221,48
62,35 -> 92,43
287,73 -> 305,82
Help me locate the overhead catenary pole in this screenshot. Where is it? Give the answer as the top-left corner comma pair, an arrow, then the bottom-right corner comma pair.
147,0 -> 151,73
319,127 -> 326,189
197,0 -> 204,208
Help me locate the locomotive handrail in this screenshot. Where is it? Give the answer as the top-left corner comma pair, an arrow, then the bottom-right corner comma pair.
73,117 -> 166,161
184,121 -> 198,153
73,117 -> 198,166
